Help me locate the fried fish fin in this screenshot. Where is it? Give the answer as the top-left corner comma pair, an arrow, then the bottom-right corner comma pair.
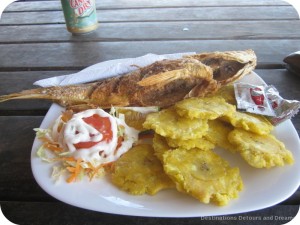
137,69 -> 188,87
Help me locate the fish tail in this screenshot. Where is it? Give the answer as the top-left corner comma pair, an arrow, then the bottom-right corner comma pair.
0,89 -> 52,103
0,83 -> 99,106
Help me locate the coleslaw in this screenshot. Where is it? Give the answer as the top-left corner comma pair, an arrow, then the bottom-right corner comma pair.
35,108 -> 142,183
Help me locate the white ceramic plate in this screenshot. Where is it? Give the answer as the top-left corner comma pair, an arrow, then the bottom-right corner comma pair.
31,72 -> 300,217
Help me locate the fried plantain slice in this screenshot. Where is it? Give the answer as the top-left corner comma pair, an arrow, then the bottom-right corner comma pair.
114,106 -> 159,131
152,133 -> 172,162
163,148 -> 243,206
143,107 -> 209,140
175,96 -> 235,120
208,84 -> 236,105
166,136 -> 215,151
111,144 -> 174,195
204,119 -> 237,153
221,111 -> 273,135
228,129 -> 294,168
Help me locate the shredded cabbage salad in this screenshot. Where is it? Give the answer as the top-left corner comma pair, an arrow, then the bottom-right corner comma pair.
35,106 -> 158,183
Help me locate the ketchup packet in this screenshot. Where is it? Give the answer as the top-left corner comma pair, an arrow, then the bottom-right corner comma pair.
234,83 -> 275,116
234,82 -> 300,125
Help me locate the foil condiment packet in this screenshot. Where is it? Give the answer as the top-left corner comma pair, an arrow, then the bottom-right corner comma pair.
234,82 -> 300,125
234,83 -> 275,116
265,85 -> 300,125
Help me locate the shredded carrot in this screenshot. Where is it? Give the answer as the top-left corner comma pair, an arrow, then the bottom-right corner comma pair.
67,158 -> 83,183
56,123 -> 63,133
53,157 -> 76,162
44,142 -> 63,152
39,136 -> 51,143
66,167 -> 76,172
86,162 -> 104,181
61,110 -> 73,123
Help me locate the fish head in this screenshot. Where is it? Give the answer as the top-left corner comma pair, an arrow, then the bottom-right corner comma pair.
188,49 -> 257,86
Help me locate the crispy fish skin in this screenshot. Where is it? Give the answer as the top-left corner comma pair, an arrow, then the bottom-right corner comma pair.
92,58 -> 216,108
0,50 -> 256,109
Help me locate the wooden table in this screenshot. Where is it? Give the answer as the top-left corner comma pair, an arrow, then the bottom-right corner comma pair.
0,0 -> 300,224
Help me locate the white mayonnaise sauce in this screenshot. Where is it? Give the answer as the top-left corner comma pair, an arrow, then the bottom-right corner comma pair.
54,109 -> 138,165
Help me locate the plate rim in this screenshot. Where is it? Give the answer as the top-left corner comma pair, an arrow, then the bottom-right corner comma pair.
31,71 -> 300,217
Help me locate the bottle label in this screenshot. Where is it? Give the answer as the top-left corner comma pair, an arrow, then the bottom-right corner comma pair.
61,0 -> 98,33
68,0 -> 93,17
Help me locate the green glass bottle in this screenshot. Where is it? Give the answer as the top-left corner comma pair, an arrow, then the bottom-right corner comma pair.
60,0 -> 98,34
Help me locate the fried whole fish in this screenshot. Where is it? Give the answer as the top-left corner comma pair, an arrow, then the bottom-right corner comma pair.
0,50 -> 256,109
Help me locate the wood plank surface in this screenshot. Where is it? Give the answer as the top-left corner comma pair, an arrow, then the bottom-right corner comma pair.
0,116 -> 54,201
4,0 -> 290,12
1,6 -> 298,25
1,20 -> 300,43
0,71 -> 77,95
0,0 -> 300,224
0,40 -> 298,69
